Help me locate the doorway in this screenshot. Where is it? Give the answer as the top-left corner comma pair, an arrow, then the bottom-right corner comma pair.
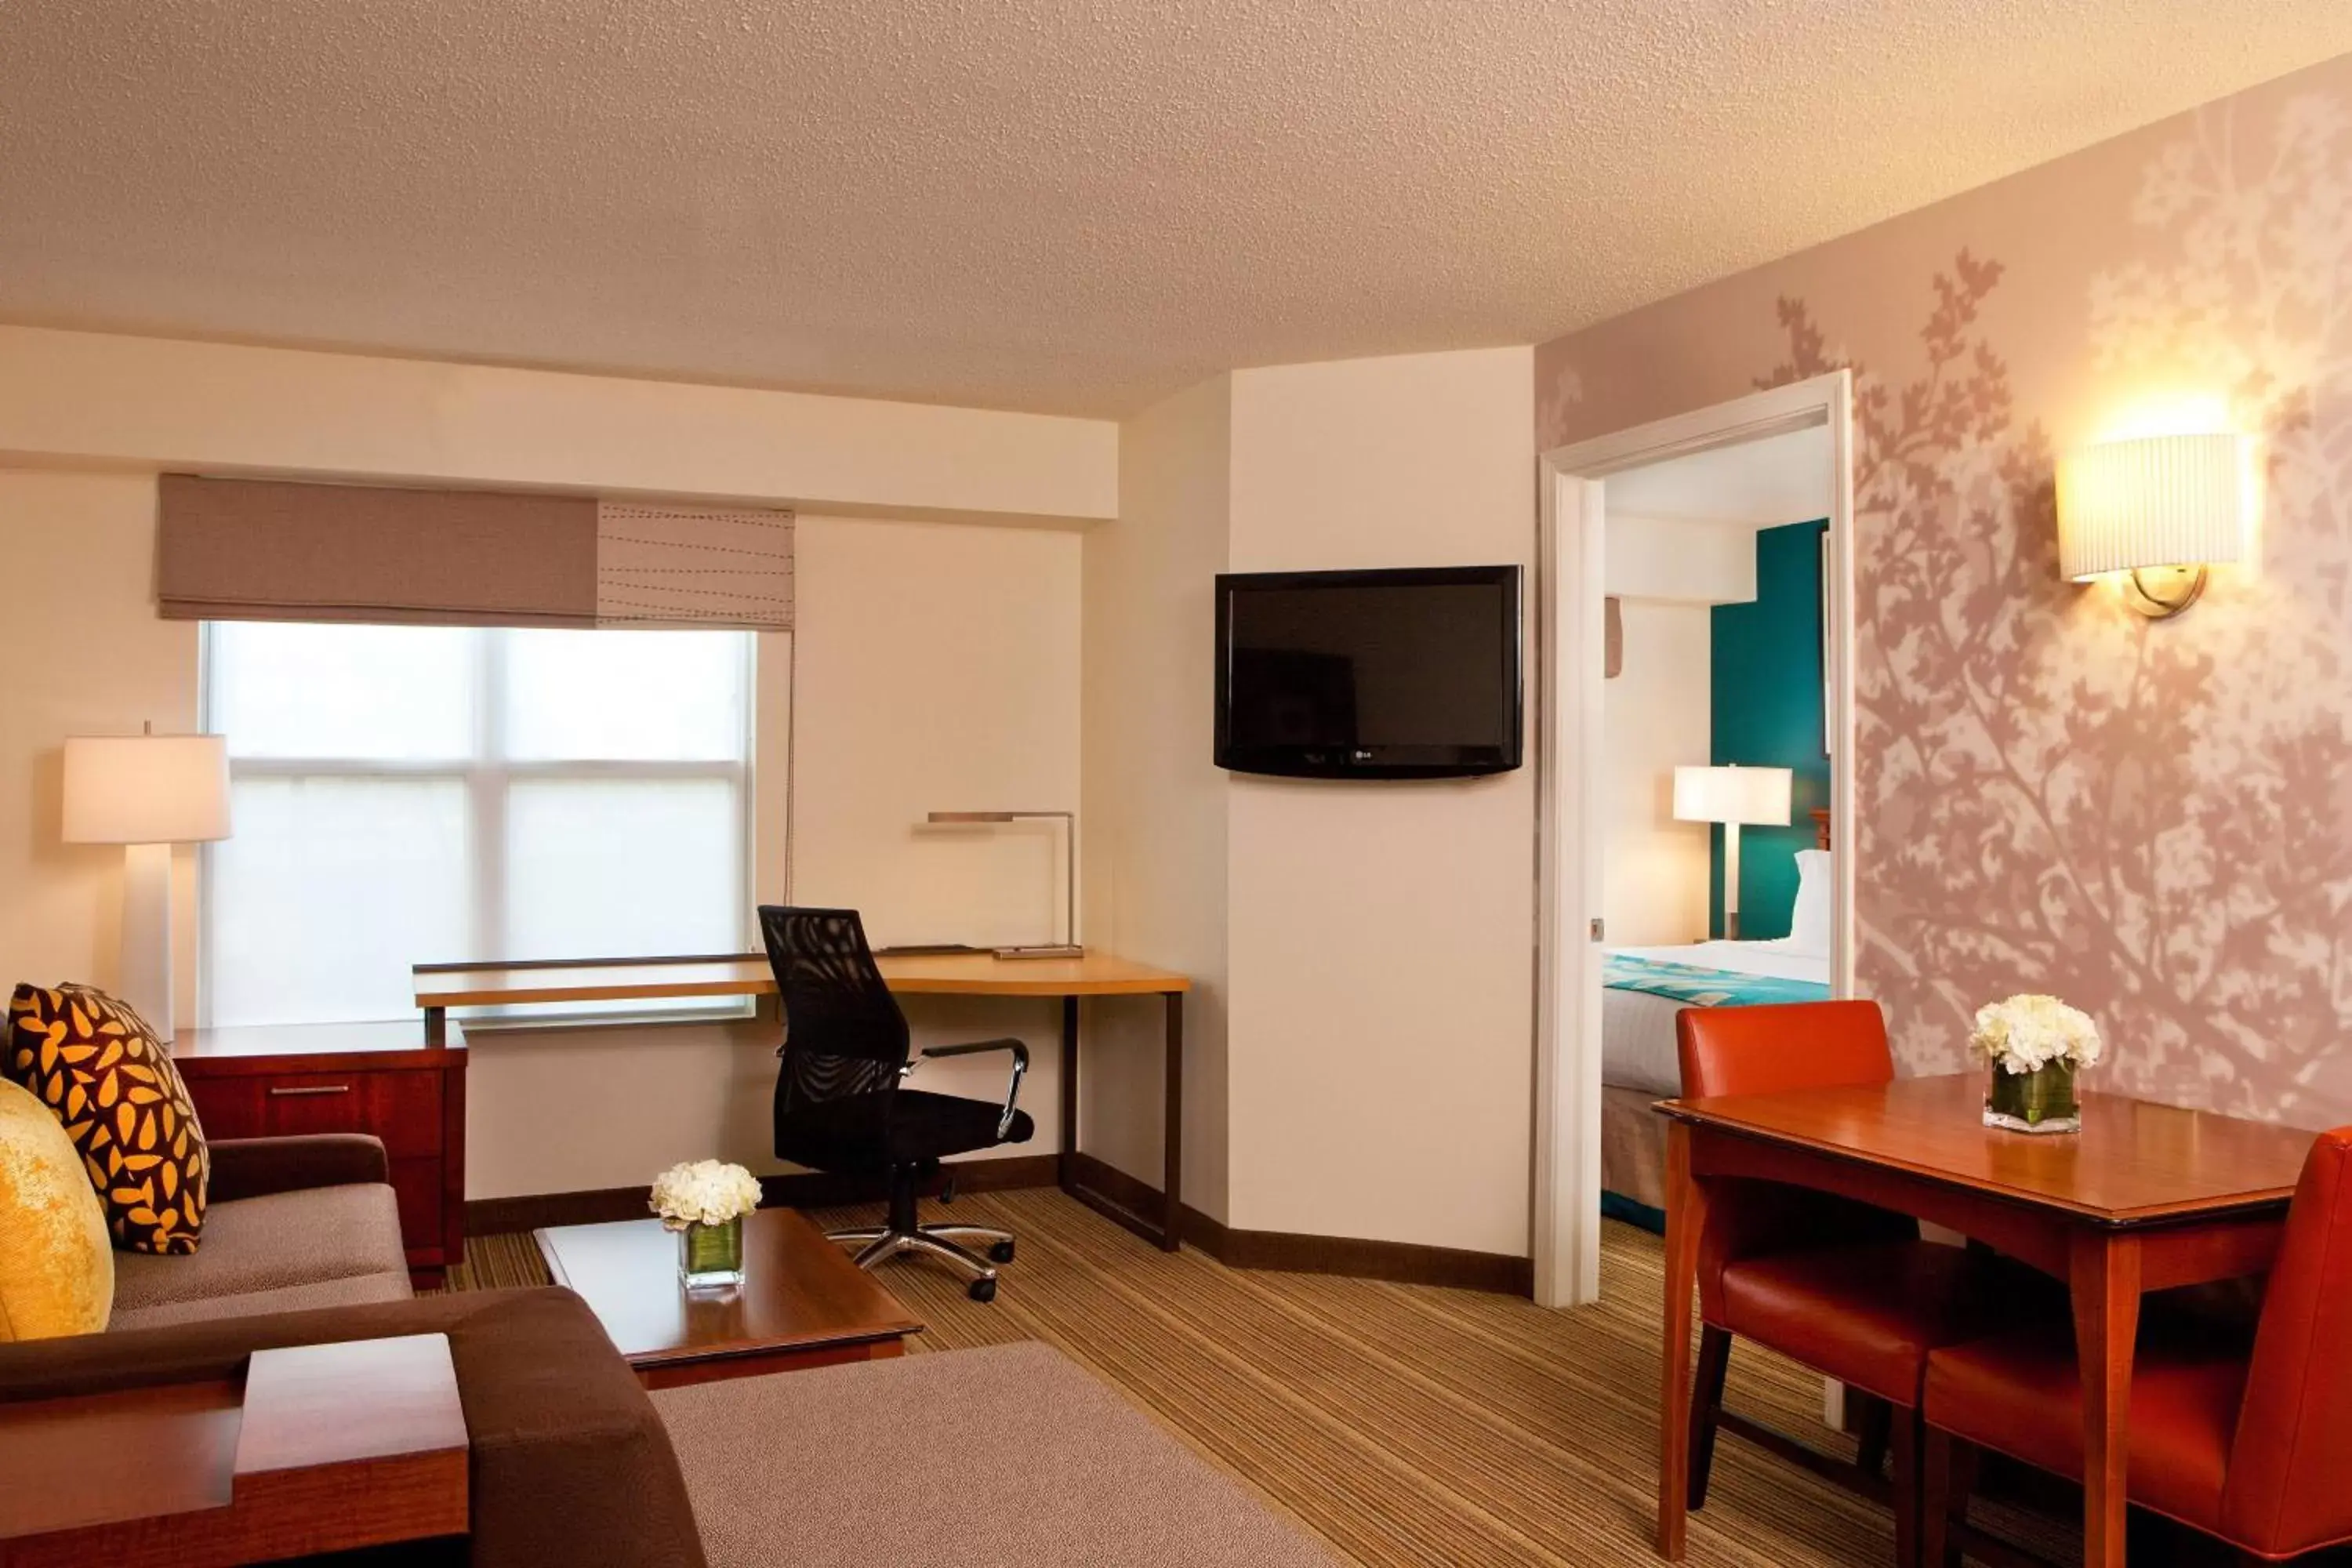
1531,372 -> 1857,1309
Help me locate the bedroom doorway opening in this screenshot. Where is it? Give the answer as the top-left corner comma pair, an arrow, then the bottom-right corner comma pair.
1532,372 -> 1856,1309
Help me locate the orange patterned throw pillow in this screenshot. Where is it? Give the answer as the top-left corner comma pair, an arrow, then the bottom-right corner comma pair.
5,984 -> 209,1254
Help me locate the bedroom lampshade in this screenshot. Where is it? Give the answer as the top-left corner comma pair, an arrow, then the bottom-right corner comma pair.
1672,765 -> 1791,828
2056,432 -> 2247,619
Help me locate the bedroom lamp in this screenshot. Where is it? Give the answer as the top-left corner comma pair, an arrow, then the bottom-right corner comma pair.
922,811 -> 1082,960
1673,764 -> 1791,941
62,726 -> 232,1043
2056,432 -> 2248,619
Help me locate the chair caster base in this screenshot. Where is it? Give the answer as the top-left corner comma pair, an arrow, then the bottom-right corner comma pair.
968,1276 -> 998,1303
989,1240 -> 1015,1264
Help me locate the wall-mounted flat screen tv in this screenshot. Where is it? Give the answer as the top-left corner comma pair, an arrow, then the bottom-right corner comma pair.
1214,564 -> 1523,780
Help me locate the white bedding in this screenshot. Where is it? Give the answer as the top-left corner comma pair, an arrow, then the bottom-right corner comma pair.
1601,941 -> 1831,1096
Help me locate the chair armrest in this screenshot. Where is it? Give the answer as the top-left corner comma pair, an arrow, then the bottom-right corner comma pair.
207,1134 -> 390,1203
920,1038 -> 1030,1137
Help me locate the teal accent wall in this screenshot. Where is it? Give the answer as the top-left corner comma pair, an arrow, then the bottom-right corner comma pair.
1708,519 -> 1829,938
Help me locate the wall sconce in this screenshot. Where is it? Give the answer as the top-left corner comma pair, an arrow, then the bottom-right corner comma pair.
2056,432 -> 2247,619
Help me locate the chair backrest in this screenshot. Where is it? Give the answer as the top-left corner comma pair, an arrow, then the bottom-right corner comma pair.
759,906 -> 909,1116
2220,1127 -> 2352,1556
1675,998 -> 1893,1100
1678,1000 -> 1913,1300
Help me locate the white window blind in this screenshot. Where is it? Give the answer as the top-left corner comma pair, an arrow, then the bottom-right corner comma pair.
202,622 -> 755,1026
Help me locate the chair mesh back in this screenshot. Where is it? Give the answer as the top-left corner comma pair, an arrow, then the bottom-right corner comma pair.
759,906 -> 909,1117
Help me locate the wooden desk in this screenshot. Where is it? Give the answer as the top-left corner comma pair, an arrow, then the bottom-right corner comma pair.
537,1207 -> 924,1387
1655,1074 -> 2311,1568
414,950 -> 1194,1250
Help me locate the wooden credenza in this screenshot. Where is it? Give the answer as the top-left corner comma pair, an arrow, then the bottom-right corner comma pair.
170,1022 -> 466,1287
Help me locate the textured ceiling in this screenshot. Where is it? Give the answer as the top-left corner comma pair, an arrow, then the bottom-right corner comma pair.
4,5 -> 2350,416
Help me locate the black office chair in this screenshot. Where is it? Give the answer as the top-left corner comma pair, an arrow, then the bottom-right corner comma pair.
760,905 -> 1035,1301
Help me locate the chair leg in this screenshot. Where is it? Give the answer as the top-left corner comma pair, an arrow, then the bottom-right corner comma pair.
1855,1391 -> 1893,1479
1921,1425 -> 1973,1568
1688,1324 -> 1733,1511
1889,1408 -> 1920,1568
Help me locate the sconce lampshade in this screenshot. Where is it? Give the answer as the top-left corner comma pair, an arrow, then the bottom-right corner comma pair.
1672,764 -> 1792,828
2056,432 -> 2246,582
62,734 -> 231,844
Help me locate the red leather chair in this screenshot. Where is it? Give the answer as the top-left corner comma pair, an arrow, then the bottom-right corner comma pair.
1922,1127 -> 2352,1566
1679,1000 -> 2019,1567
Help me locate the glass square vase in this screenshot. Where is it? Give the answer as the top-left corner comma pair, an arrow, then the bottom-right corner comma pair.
677,1215 -> 746,1289
1984,1060 -> 2081,1134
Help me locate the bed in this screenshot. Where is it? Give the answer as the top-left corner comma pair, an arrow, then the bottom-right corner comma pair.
1599,811 -> 1831,1217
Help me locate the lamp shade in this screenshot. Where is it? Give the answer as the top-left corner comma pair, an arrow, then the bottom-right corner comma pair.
1672,764 -> 1792,827
62,735 -> 231,844
2056,432 -> 2246,582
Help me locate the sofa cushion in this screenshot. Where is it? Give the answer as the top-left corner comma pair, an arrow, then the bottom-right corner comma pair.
0,1079 -> 114,1339
110,1181 -> 409,1321
109,1268 -> 412,1332
5,982 -> 209,1254
653,1341 -> 1340,1567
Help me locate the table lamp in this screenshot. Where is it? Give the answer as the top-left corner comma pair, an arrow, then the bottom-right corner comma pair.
923,810 -> 1082,959
1672,764 -> 1791,941
63,726 -> 231,1041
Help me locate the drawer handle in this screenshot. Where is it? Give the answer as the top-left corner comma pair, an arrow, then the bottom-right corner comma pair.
268,1084 -> 352,1098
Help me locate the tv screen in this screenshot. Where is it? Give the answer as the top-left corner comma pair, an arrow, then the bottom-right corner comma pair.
1214,565 -> 1523,779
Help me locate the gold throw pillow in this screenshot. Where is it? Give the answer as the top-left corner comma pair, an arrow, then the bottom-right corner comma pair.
0,1076 -> 114,1338
5,984 -> 209,1254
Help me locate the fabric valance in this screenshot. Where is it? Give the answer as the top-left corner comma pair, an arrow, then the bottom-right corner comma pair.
157,475 -> 794,631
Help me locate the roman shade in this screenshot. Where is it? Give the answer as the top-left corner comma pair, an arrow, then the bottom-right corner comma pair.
158,475 -> 793,631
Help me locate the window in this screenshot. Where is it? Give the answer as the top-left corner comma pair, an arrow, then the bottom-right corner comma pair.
202,622 -> 755,1026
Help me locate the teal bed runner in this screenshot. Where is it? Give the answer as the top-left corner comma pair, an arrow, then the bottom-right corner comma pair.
1602,953 -> 1829,1008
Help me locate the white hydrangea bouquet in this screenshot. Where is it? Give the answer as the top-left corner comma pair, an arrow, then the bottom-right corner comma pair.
1971,993 -> 2100,1134
651,1159 -> 761,1287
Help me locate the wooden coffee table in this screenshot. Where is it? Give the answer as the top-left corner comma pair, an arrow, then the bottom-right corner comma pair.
535,1207 -> 923,1388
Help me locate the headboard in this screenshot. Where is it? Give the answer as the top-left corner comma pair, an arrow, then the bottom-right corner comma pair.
1810,808 -> 1831,851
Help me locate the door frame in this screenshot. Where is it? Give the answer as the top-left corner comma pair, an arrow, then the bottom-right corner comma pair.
1531,371 -> 1857,1308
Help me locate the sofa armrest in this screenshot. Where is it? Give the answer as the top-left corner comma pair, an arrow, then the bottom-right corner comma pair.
207,1134 -> 390,1202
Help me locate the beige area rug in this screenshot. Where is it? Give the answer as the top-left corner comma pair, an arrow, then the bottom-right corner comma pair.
449,1189 -> 2089,1566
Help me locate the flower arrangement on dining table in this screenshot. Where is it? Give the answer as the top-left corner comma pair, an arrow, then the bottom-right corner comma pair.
1971,993 -> 2102,1134
651,1159 -> 762,1287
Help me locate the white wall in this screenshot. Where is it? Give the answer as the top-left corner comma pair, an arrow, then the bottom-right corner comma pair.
1221,347 -> 1535,1255
1602,601 -> 1712,946
0,470 -> 202,1014
1606,514 -> 1755,603
1082,376 -> 1234,1214
0,325 -> 1116,527
0,330 -> 1106,1200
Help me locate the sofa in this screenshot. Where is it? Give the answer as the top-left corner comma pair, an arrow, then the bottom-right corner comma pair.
2,1131 -> 1336,1566
107,1132 -> 415,1331
1,1284 -> 707,1568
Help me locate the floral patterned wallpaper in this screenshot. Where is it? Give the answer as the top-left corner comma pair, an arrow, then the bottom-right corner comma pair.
1537,56 -> 2352,1131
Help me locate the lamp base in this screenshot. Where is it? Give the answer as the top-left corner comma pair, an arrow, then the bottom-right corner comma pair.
119,840 -> 175,1042
992,944 -> 1087,960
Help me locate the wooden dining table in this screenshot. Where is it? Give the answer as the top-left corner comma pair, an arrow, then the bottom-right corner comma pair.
1655,1073 -> 2314,1567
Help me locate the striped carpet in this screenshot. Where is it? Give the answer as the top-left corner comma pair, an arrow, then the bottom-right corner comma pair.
448,1189 -> 2078,1567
